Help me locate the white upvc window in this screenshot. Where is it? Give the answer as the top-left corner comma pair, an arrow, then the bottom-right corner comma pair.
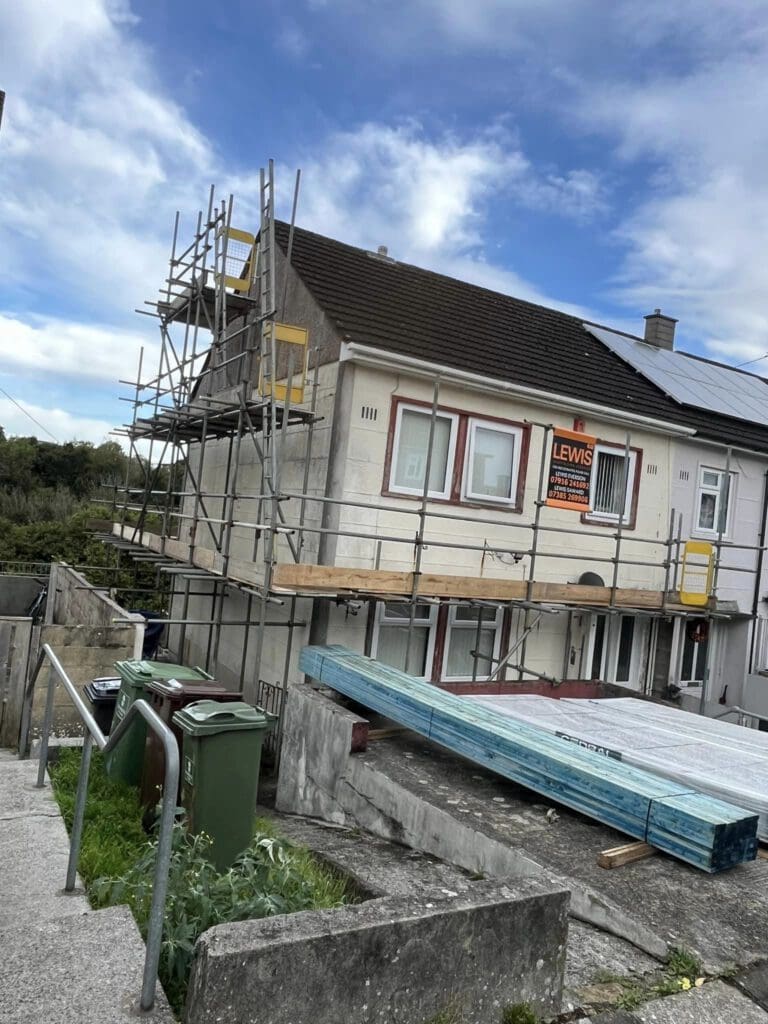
588,444 -> 636,523
695,467 -> 733,536
462,419 -> 522,505
389,403 -> 459,500
443,605 -> 504,681
372,601 -> 438,678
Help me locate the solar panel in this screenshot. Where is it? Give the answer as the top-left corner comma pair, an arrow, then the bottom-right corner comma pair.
586,325 -> 768,426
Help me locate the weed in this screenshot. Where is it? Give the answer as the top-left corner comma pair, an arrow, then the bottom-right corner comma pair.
667,947 -> 701,980
500,1003 -> 540,1024
51,750 -> 352,1017
421,1000 -> 464,1024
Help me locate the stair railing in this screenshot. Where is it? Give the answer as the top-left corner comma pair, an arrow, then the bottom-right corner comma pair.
20,643 -> 177,1013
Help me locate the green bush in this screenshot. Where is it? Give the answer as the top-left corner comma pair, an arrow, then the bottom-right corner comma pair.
93,823 -> 351,1015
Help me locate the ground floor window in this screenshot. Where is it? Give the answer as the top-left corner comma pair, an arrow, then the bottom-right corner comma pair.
371,600 -> 504,682
372,601 -> 437,677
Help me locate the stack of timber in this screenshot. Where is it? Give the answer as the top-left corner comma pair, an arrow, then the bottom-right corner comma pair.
300,645 -> 758,873
467,694 -> 768,841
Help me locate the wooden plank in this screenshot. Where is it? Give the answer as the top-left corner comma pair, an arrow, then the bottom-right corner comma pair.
272,563 -> 667,608
598,841 -> 657,869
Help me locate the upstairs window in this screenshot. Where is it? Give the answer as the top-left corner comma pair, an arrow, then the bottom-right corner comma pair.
696,467 -> 732,536
587,444 -> 638,525
390,404 -> 458,500
463,420 -> 521,505
386,399 -> 527,509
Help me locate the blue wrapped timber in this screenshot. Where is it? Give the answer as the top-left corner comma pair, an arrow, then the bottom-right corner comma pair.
300,645 -> 758,873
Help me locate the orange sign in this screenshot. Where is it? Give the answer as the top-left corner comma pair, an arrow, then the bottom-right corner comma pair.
546,428 -> 596,511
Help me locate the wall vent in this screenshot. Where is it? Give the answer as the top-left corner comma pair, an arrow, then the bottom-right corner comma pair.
646,464 -> 658,476
679,469 -> 690,482
361,405 -> 378,421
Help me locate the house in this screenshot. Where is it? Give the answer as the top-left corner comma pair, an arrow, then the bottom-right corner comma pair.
112,205 -> 768,726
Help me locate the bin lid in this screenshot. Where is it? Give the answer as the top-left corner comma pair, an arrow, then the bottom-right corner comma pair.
91,677 -> 122,696
83,682 -> 120,705
172,700 -> 275,736
148,679 -> 242,701
115,660 -> 210,686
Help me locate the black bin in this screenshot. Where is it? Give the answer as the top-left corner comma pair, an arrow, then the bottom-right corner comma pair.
83,677 -> 122,736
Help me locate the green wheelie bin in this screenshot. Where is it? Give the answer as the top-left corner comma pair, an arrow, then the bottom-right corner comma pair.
173,700 -> 275,871
106,660 -> 212,787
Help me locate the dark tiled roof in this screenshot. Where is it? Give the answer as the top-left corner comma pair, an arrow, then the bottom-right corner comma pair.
276,222 -> 768,454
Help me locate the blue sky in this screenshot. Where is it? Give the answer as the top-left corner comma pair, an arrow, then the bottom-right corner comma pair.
2,0 -> 768,444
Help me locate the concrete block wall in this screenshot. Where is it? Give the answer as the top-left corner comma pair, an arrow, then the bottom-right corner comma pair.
186,879 -> 569,1024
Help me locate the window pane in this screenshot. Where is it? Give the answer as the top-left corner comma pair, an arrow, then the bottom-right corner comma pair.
383,602 -> 430,620
616,617 -> 635,683
702,470 -> 720,487
470,426 -> 515,499
719,475 -> 730,532
681,633 -> 695,681
445,627 -> 496,677
454,605 -> 497,623
376,625 -> 429,675
590,615 -> 606,679
698,492 -> 716,530
393,409 -> 451,493
695,636 -> 709,679
593,452 -> 628,515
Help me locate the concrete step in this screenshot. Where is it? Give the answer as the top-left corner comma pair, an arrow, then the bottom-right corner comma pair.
0,905 -> 175,1023
0,754 -> 176,1022
0,758 -> 90,927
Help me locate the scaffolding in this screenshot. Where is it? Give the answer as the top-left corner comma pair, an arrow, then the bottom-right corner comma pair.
94,167 -> 768,722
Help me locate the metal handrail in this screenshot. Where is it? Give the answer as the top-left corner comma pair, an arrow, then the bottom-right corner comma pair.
26,643 -> 178,1013
712,703 -> 768,728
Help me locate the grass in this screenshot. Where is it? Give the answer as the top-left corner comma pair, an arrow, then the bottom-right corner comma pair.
49,748 -> 147,903
50,747 -> 355,1016
500,1004 -> 540,1024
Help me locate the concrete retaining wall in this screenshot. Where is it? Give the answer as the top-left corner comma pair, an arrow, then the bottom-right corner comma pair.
276,683 -> 669,961
29,624 -> 138,738
49,564 -> 144,653
186,879 -> 569,1024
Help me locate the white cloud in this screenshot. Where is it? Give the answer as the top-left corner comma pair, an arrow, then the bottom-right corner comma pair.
292,122 -> 605,265
0,1 -> 215,319
0,312 -> 157,383
579,46 -> 768,356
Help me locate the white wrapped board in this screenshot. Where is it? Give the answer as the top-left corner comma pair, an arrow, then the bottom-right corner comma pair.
465,694 -> 768,841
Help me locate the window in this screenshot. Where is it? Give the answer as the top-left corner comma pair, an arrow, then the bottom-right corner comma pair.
443,605 -> 504,680
386,399 -> 527,509
695,467 -> 732,536
463,420 -> 521,505
390,404 -> 458,499
372,601 -> 437,677
587,444 -> 637,524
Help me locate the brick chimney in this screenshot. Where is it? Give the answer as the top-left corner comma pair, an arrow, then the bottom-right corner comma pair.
643,308 -> 677,350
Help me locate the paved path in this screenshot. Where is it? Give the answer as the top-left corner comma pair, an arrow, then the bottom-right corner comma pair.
0,752 -> 175,1023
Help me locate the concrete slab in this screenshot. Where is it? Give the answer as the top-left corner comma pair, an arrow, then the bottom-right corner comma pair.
262,808 -> 474,897
0,758 -> 90,927
0,905 -> 175,1024
353,733 -> 768,972
735,960 -> 768,1013
591,980 -> 768,1022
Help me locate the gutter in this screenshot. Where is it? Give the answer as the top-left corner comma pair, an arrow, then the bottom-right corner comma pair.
341,341 -> 697,438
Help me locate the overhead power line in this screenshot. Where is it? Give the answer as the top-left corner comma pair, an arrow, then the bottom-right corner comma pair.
0,387 -> 60,443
